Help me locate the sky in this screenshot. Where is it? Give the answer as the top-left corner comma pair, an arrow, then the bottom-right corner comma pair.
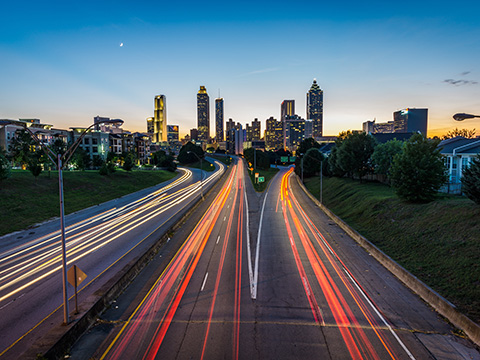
1,0 -> 480,138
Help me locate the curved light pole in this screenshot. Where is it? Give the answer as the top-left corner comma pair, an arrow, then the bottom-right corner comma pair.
187,151 -> 204,200
453,113 -> 480,121
1,118 -> 123,324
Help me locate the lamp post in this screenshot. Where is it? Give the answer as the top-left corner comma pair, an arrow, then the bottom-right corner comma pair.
1,118 -> 123,324
187,151 -> 204,200
453,113 -> 480,121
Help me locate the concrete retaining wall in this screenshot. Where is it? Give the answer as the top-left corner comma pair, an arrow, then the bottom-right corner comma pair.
295,175 -> 480,347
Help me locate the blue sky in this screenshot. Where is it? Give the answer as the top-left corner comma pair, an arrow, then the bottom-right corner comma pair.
1,0 -> 480,137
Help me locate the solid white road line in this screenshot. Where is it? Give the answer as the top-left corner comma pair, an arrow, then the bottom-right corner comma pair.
252,192 -> 268,300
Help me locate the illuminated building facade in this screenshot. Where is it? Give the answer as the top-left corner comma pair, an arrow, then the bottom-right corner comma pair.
167,125 -> 179,143
153,95 -> 167,143
393,108 -> 428,135
285,115 -> 306,153
306,79 -> 323,138
197,86 -> 210,143
147,117 -> 154,135
265,116 -> 283,151
215,98 -> 224,142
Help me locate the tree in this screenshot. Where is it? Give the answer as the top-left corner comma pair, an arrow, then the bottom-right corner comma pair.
0,148 -> 11,181
27,155 -> 43,181
10,129 -> 35,168
151,150 -> 176,171
71,147 -> 91,170
336,132 -> 376,180
461,155 -> 480,205
371,139 -> 404,180
92,155 -> 104,169
297,138 -> 320,156
328,131 -> 351,177
177,142 -> 204,164
390,133 -> 447,203
123,152 -> 135,171
442,128 -> 476,140
244,148 -> 270,170
302,148 -> 325,178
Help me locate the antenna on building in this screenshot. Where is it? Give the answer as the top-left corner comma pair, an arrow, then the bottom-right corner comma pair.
218,88 -> 221,99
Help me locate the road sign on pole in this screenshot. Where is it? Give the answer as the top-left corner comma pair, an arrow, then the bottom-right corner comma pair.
258,177 -> 265,183
67,265 -> 87,314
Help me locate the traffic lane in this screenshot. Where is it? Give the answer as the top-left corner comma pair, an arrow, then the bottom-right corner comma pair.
138,161 -> 251,359
254,168 -> 328,359
281,175 -> 410,360
0,167 -> 220,358
95,161 -> 238,360
288,174 -> 479,358
158,177 -> 248,359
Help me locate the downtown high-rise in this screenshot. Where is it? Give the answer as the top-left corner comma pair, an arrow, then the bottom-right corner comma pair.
215,97 -> 224,142
197,86 -> 210,143
151,95 -> 167,143
306,79 -> 323,138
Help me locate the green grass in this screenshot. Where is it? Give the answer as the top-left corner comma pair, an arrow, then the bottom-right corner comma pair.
304,176 -> 480,323
0,169 -> 177,236
248,167 -> 279,192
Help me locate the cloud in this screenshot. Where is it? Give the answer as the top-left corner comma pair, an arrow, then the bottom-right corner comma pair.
443,78 -> 478,86
239,67 -> 280,77
460,71 -> 471,76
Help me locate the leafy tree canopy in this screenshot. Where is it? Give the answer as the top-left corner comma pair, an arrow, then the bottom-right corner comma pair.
390,133 -> 447,203
442,128 -> 476,140
336,132 -> 377,180
371,139 -> 404,178
177,142 -> 204,165
244,148 -> 270,170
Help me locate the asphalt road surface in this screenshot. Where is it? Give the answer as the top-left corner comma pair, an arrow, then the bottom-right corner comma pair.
0,160 -> 225,359
71,163 -> 479,359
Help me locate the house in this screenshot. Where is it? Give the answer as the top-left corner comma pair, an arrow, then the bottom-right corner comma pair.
439,136 -> 480,193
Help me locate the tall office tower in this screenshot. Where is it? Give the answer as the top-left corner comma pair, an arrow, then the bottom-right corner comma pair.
226,118 -> 236,154
265,116 -> 284,151
285,115 -> 306,152
147,117 -> 154,135
393,108 -> 428,135
306,79 -> 324,138
197,86 -> 210,143
153,95 -> 167,143
215,98 -> 224,142
281,100 -> 295,149
252,118 -> 261,140
281,100 -> 295,122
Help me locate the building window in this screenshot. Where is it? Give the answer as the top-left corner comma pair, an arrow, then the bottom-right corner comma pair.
93,146 -> 98,153
92,138 -> 98,145
462,157 -> 471,171
84,138 -> 89,145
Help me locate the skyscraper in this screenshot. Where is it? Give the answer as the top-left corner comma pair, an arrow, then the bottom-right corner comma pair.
215,97 -> 224,142
306,79 -> 323,138
265,116 -> 283,151
393,108 -> 428,135
281,100 -> 295,149
153,95 -> 167,143
197,86 -> 210,143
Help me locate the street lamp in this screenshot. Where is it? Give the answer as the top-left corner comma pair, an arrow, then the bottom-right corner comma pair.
187,151 -> 204,200
0,118 -> 123,324
453,113 -> 480,121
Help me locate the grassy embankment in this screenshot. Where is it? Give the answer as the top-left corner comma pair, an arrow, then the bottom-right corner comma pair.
247,167 -> 279,192
304,175 -> 480,324
0,169 -> 177,236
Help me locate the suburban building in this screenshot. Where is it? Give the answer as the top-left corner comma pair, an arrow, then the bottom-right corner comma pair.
439,136 -> 480,192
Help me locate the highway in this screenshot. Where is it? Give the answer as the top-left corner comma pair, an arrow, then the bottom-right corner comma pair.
77,162 -> 480,360
0,160 -> 225,359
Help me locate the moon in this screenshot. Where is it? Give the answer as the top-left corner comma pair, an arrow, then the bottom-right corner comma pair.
120,43 -> 124,47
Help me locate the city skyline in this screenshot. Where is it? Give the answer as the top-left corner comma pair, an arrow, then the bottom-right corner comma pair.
1,0 -> 480,138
